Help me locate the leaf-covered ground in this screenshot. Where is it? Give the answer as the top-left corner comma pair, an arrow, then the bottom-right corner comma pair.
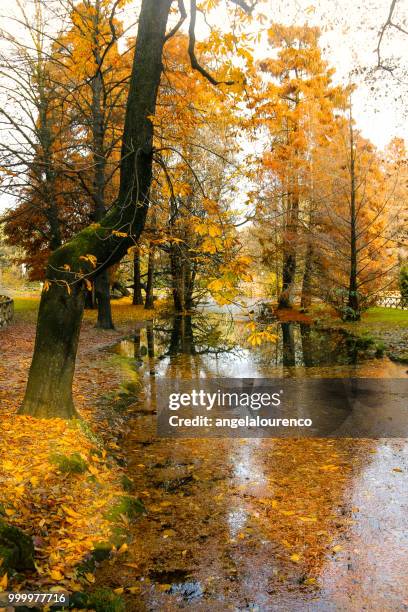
0,297 -> 154,596
1,297 -> 408,611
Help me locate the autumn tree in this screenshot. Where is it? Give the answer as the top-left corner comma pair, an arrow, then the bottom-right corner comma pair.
18,0 -> 257,418
2,0 -> 134,328
54,0 -> 133,328
0,1 -> 72,270
126,30 -> 252,314
254,24 -> 345,309
312,112 -> 402,320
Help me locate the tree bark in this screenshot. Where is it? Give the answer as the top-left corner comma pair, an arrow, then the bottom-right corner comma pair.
95,271 -> 114,329
144,245 -> 155,309
170,244 -> 183,312
300,241 -> 313,311
345,117 -> 360,321
281,322 -> 295,367
90,3 -> 114,329
19,283 -> 84,418
133,249 -> 144,305
278,191 -> 299,309
20,0 -> 172,418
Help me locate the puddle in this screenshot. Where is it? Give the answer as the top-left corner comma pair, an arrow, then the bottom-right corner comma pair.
148,569 -> 204,603
95,312 -> 408,610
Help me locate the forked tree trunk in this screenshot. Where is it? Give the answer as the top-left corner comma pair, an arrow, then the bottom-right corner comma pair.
19,0 -> 172,418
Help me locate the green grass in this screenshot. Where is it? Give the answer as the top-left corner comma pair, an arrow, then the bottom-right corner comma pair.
12,297 -> 40,324
361,307 -> 408,325
12,297 -> 39,311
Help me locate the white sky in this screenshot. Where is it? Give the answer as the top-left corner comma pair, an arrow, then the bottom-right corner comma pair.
191,0 -> 408,149
0,0 -> 407,213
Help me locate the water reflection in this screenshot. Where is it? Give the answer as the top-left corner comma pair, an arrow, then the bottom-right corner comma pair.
111,314 -> 407,379
104,313 -> 408,609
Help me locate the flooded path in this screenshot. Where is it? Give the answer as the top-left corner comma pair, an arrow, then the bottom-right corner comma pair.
96,314 -> 408,611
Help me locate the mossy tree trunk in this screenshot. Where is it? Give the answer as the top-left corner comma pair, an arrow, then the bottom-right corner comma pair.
19,0 -> 172,418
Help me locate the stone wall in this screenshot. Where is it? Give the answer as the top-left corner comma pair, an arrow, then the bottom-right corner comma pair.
0,296 -> 14,328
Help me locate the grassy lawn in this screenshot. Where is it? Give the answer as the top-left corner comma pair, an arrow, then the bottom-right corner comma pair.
13,296 -> 40,312
361,307 -> 408,325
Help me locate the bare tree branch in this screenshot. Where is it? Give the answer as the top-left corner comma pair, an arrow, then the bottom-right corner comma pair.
165,0 -> 187,41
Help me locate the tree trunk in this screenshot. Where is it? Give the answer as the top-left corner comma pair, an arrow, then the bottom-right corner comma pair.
345,117 -> 360,321
278,192 -> 299,309
20,0 -> 172,418
133,249 -> 144,305
184,263 -> 195,311
19,283 -> 84,418
91,5 -> 114,330
169,244 -> 195,312
170,245 -> 184,312
95,270 -> 114,329
281,322 -> 295,367
300,242 -> 313,311
144,246 -> 155,309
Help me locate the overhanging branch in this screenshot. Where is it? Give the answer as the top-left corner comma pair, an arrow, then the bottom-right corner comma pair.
165,0 -> 187,41
188,0 -> 234,86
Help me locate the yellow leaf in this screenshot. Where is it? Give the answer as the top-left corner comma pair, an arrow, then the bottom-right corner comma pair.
50,569 -> 64,581
303,577 -> 316,585
14,484 -> 25,496
62,505 -> 81,519
84,572 -> 95,583
158,584 -> 171,592
114,587 -> 124,595
79,254 -> 97,268
0,573 -> 8,591
298,516 -> 317,523
332,545 -> 342,553
127,586 -> 140,594
290,553 -> 301,563
117,543 -> 128,554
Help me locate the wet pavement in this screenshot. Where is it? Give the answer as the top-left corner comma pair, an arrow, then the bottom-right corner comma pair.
96,314 -> 408,611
